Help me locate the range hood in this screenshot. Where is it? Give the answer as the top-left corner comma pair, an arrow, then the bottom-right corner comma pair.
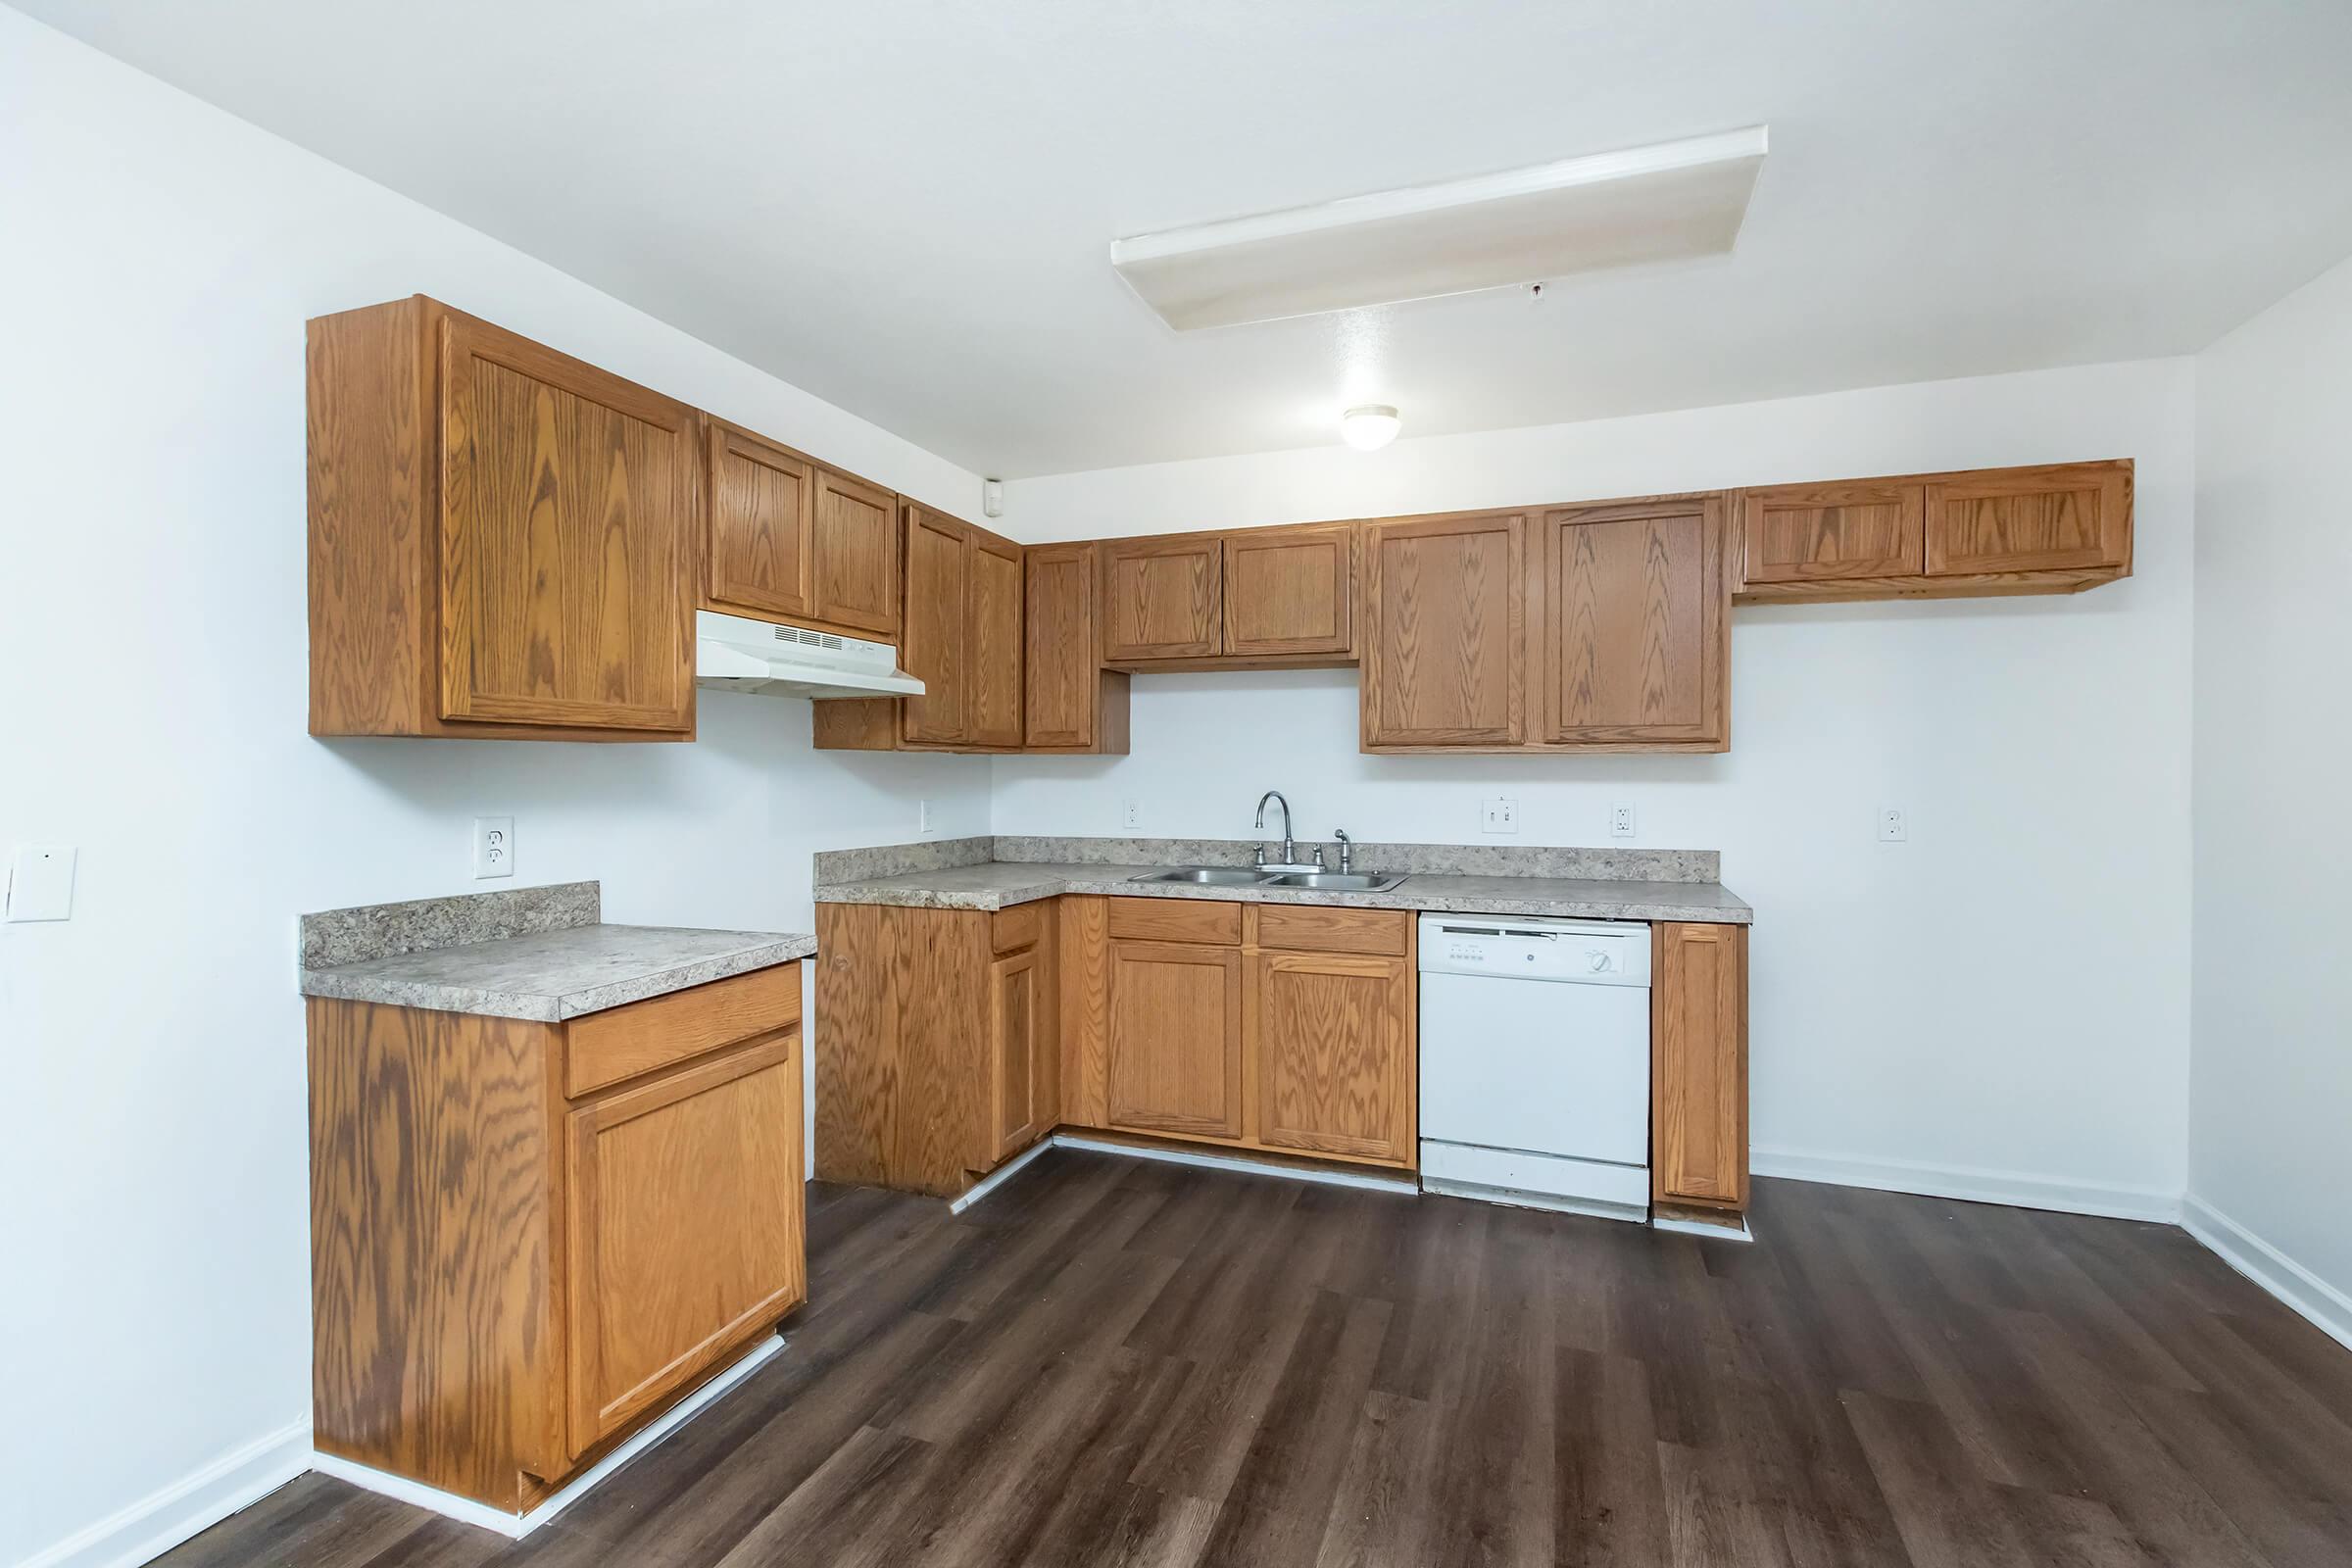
695,610 -> 925,700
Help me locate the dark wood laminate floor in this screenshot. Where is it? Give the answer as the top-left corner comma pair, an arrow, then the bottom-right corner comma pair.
161,1151 -> 2352,1567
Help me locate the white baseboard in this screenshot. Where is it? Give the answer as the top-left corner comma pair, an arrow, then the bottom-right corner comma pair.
315,1332 -> 785,1539
1651,1209 -> 1754,1243
1046,1134 -> 1420,1196
1750,1147 -> 2181,1223
20,1417 -> 312,1568
949,1137 -> 1058,1214
2181,1195 -> 2352,1355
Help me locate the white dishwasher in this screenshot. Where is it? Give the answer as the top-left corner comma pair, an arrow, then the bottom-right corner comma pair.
1417,913 -> 1651,1221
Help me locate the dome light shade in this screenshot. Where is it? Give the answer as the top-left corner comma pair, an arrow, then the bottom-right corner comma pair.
1341,405 -> 1401,451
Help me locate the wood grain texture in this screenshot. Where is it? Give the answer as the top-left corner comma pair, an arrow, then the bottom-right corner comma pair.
1733,565 -> 2128,603
1359,511 -> 1526,747
1535,493 -> 1729,750
562,962 -> 802,1099
703,419 -> 814,621
987,947 -> 1045,1164
1925,460 -> 2133,577
810,466 -> 900,636
201,1152 -> 2352,1568
1106,940 -> 1247,1140
565,1035 -> 804,1451
1102,534 -> 1224,660
990,902 -> 1044,956
1058,895 -> 1112,1129
1107,895 -> 1244,946
308,998 -> 559,1509
1250,950 -> 1413,1164
1222,522 -> 1355,659
812,904 -> 900,1188
1250,903 -> 1410,957
1024,543 -> 1132,753
1735,478 -> 1926,586
967,531 -> 1024,749
898,503 -> 970,745
1651,921 -> 1748,1210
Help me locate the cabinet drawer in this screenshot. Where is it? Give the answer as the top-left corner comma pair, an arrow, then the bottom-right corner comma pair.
564,962 -> 803,1099
1106,896 -> 1243,946
1252,904 -> 1410,956
992,903 -> 1045,954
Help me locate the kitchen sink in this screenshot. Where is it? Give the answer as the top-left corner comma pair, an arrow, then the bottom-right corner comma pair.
1258,871 -> 1408,893
1131,866 -> 1273,885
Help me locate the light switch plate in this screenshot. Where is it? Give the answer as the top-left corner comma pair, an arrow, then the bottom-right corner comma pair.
4,844 -> 76,921
1878,806 -> 1908,843
1481,798 -> 1519,835
1610,805 -> 1637,839
472,816 -> 515,879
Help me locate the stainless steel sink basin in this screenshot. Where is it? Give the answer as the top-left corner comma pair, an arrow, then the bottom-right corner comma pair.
1131,866 -> 1273,886
1258,871 -> 1408,893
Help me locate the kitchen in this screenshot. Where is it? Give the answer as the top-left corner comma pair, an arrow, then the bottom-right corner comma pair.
5,5 -> 2350,1568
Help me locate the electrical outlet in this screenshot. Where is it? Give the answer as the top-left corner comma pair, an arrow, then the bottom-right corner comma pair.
471,815 -> 514,879
919,799 -> 936,835
1481,798 -> 1519,835
1878,806 -> 1908,843
1610,804 -> 1637,840
1123,799 -> 1143,830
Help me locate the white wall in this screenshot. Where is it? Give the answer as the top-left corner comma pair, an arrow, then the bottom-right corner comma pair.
2189,251 -> 2352,1339
0,13 -> 989,1564
996,361 -> 2199,1213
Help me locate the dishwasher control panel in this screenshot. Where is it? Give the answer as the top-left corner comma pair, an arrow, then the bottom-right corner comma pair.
1417,914 -> 1651,986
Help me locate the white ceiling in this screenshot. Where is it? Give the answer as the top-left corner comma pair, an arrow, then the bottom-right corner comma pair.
20,0 -> 2352,478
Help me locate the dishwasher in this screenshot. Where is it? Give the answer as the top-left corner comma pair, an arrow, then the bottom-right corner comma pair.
1417,913 -> 1651,1221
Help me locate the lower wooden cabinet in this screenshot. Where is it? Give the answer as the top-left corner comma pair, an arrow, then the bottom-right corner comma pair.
988,944 -> 1047,1162
1651,922 -> 1749,1212
1250,949 -> 1413,1163
307,964 -> 807,1513
1105,939 -> 1247,1140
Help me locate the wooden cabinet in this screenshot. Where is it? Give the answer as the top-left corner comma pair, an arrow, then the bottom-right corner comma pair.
1924,462 -> 2132,579
1360,512 -> 1526,748
308,963 -> 806,1514
988,946 -> 1045,1163
1250,949 -> 1413,1163
1105,940 -> 1246,1140
1223,522 -> 1357,659
899,504 -> 970,744
1101,535 -> 1224,660
308,295 -> 698,740
1735,479 -> 1924,588
811,467 -> 902,635
1023,543 -> 1131,752
1535,494 -> 1729,751
705,420 -> 902,639
969,534 -> 1025,748
1651,922 -> 1748,1213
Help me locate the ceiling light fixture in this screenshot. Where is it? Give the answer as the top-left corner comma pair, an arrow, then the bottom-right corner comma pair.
1341,405 -> 1401,451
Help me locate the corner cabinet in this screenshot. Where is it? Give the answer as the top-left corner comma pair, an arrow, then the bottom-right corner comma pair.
1023,544 -> 1131,752
309,295 -> 700,740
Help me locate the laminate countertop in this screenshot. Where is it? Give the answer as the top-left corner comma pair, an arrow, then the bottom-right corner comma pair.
299,923 -> 818,1022
812,861 -> 1751,925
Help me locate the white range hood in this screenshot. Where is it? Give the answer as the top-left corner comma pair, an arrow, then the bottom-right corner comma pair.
695,610 -> 925,701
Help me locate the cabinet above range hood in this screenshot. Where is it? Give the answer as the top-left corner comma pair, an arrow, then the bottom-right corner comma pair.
694,610 -> 925,701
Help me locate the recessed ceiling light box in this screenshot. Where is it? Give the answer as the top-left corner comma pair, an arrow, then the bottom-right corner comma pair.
1111,125 -> 1768,331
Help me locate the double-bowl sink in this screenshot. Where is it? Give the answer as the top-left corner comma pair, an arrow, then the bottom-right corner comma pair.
1132,865 -> 1410,893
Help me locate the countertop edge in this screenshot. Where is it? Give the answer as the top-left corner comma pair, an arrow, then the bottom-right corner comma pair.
812,873 -> 1751,924
300,932 -> 818,1022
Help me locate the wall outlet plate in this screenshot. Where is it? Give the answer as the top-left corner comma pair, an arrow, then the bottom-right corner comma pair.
1610,804 -> 1637,839
1481,798 -> 1519,835
1123,799 -> 1143,830
919,799 -> 937,835
472,815 -> 515,878
1878,806 -> 1908,843
4,844 -> 76,921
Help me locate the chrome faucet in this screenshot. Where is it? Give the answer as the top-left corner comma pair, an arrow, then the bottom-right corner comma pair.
1253,791 -> 1297,867
1332,828 -> 1352,874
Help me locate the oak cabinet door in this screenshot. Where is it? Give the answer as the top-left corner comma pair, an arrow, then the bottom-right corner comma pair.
564,1036 -> 805,1454
968,534 -> 1024,748
705,423 -> 815,620
1223,524 -> 1355,658
1537,496 -> 1728,749
1251,951 -> 1413,1163
1736,480 -> 1924,587
1651,923 -> 1747,1210
987,947 -> 1045,1164
1924,462 -> 2132,577
437,312 -> 697,731
1102,536 -> 1223,660
900,505 -> 970,744
1360,513 -> 1525,747
1026,544 -> 1098,747
812,468 -> 901,636
1105,940 -> 1245,1140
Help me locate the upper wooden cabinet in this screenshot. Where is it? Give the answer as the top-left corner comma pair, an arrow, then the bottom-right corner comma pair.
968,534 -> 1025,749
1736,460 -> 2132,602
1536,494 -> 1729,751
899,504 -> 971,745
821,503 -> 1023,753
309,296 -> 698,740
1360,512 -> 1527,749
1102,535 -> 1223,660
1223,522 -> 1357,659
810,468 -> 902,635
705,421 -> 901,639
1023,544 -> 1131,753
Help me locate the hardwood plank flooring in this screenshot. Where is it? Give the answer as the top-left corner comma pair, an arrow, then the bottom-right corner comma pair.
159,1154 -> 2352,1567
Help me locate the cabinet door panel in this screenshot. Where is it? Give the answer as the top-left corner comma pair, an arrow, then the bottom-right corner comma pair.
1223,524 -> 1354,658
1652,923 -> 1747,1210
1737,481 -> 1923,586
565,1036 -> 804,1452
1102,537 -> 1222,660
1106,941 -> 1244,1140
1538,497 -> 1728,748
988,948 -> 1044,1164
438,314 -> 696,730
968,534 -> 1024,748
812,468 -> 900,635
900,505 -> 969,744
1025,544 -> 1099,748
1252,952 -> 1412,1163
706,424 -> 814,619
1360,514 -> 1524,747
1924,462 -> 2132,576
